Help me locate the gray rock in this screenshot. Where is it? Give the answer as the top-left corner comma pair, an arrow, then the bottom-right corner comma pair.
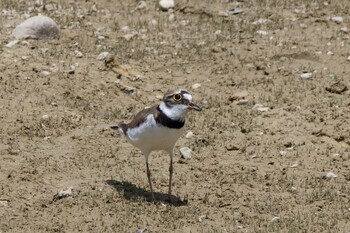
13,15 -> 60,40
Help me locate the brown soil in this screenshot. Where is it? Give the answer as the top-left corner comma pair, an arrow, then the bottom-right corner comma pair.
1,0 -> 350,232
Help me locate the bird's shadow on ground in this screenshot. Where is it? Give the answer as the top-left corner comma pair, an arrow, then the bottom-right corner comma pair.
106,180 -> 188,207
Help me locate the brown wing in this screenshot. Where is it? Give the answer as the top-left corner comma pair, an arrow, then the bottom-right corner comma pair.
126,105 -> 159,129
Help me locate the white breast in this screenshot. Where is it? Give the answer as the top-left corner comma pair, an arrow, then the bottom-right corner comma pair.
125,114 -> 184,153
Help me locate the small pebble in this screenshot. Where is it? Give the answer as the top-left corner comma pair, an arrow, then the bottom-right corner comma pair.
300,72 -> 312,79
271,217 -> 280,222
252,18 -> 269,25
74,50 -> 83,58
256,30 -> 268,36
331,16 -> 343,23
327,51 -> 334,56
41,70 -> 50,76
326,172 -> 337,178
5,40 -> 19,48
280,150 -> 287,156
41,115 -> 49,120
290,162 -> 299,168
180,147 -> 192,159
252,104 -> 269,112
53,187 -> 74,201
185,131 -> 194,139
168,13 -> 175,22
237,99 -> 248,105
97,52 -> 109,61
191,83 -> 201,89
159,0 -> 174,11
135,1 -> 147,10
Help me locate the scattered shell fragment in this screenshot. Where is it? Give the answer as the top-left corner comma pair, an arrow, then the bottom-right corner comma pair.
271,217 -> 280,222
13,15 -> 60,40
180,147 -> 192,159
290,162 -> 299,168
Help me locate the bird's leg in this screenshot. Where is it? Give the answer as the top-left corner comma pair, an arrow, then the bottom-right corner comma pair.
168,150 -> 174,199
145,157 -> 154,201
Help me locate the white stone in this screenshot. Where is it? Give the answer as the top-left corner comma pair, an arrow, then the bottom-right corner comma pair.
192,83 -> 201,89
327,51 -> 334,56
42,114 -> 49,120
169,13 -> 175,22
252,19 -> 269,25
185,131 -> 194,139
159,0 -> 174,11
97,52 -> 109,61
41,71 -> 50,76
123,33 -> 136,40
135,1 -> 147,10
120,26 -> 130,33
300,72 -> 312,79
290,162 -> 299,168
326,172 -> 337,178
280,150 -> 287,156
180,147 -> 192,159
5,40 -> 19,48
53,186 -> 74,201
347,56 -> 350,61
74,50 -> 83,58
331,16 -> 343,23
13,15 -> 60,40
256,30 -> 268,36
271,217 -> 280,222
252,104 -> 269,112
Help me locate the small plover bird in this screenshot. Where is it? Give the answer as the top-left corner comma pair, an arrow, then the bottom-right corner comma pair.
111,88 -> 201,200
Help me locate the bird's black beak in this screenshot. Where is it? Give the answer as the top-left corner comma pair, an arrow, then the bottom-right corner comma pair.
188,102 -> 201,111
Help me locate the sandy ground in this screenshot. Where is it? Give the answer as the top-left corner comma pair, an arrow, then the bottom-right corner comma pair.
1,0 -> 350,232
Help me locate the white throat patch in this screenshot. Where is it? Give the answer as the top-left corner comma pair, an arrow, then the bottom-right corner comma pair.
159,102 -> 188,121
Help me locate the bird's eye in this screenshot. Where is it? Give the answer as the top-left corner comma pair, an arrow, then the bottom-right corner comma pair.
173,94 -> 182,101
